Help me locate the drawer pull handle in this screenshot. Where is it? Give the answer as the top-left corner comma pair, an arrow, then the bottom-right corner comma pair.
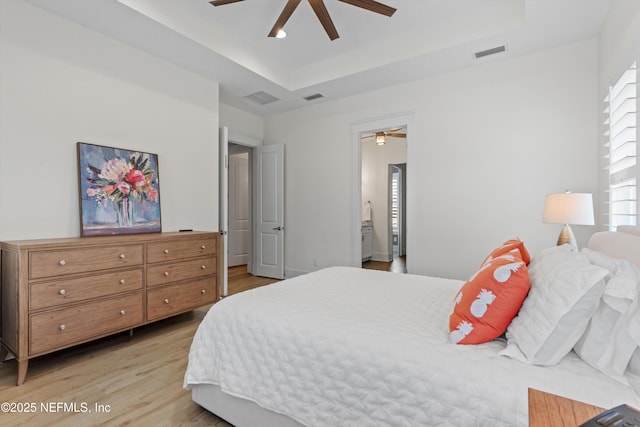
119,279 -> 126,285
201,245 -> 206,250
59,324 -> 66,331
59,289 -> 66,296
119,254 -> 126,259
59,260 -> 66,266
164,271 -> 170,277
201,265 -> 206,270
163,249 -> 170,254
120,310 -> 126,316
164,299 -> 170,304
201,289 -> 206,294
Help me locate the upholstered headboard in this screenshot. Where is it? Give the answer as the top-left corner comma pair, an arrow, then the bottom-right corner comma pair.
588,226 -> 640,267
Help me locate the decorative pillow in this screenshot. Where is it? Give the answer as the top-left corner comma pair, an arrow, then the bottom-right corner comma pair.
574,250 -> 640,384
499,246 -> 609,365
481,238 -> 531,266
450,247 -> 530,345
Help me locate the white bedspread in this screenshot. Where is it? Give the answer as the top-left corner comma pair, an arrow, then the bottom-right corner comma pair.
184,267 -> 640,426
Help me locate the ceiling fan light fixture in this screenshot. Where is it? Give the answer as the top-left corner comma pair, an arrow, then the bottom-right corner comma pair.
375,132 -> 386,145
212,0 -> 396,41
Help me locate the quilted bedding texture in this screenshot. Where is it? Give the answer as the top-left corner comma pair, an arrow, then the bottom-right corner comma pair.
184,266 -> 640,427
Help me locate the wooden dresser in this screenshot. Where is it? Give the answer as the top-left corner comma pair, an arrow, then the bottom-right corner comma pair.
0,231 -> 221,385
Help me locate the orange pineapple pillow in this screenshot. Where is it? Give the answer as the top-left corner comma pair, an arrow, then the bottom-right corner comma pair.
481,238 -> 531,266
450,246 -> 531,345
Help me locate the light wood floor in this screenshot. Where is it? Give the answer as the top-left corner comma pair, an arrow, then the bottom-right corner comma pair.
0,266 -> 278,427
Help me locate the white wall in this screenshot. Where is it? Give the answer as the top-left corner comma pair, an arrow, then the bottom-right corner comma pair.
597,0 -> 640,228
266,39 -> 599,280
0,1 -> 219,240
361,137 -> 407,260
220,103 -> 264,143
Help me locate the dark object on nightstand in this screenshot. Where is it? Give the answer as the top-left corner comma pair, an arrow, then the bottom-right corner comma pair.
579,404 -> 640,427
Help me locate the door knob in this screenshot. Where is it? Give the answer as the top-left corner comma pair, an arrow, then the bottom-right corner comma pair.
273,226 -> 283,231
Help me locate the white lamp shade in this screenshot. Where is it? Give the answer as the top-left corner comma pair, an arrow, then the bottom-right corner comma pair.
542,193 -> 595,225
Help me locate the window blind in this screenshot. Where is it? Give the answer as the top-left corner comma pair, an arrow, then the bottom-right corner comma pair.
605,61 -> 637,229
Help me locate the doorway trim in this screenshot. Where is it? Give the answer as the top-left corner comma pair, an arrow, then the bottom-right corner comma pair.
228,132 -> 261,276
350,113 -> 416,273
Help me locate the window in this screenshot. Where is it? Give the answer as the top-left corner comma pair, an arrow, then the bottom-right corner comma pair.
604,61 -> 637,229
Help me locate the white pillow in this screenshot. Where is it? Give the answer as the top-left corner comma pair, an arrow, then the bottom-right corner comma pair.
500,246 -> 608,366
629,348 -> 640,375
573,251 -> 640,384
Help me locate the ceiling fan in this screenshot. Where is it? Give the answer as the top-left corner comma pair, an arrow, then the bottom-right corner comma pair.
362,128 -> 407,145
209,0 -> 396,41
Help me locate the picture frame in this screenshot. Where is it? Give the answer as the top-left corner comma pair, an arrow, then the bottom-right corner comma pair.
77,142 -> 161,236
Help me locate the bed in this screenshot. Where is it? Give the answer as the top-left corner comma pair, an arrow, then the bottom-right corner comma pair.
184,228 -> 640,426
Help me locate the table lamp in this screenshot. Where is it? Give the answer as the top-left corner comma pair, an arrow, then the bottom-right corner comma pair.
542,191 -> 594,250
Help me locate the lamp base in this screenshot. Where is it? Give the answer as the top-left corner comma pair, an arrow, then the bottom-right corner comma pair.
556,224 -> 578,251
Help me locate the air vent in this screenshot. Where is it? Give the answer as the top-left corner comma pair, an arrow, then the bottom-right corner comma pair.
474,45 -> 506,59
304,93 -> 324,101
245,91 -> 280,105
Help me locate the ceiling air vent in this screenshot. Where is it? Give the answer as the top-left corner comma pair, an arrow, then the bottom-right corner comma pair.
474,45 -> 506,59
304,93 -> 324,101
245,91 -> 280,105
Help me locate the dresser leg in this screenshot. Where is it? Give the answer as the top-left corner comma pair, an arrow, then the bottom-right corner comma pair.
17,360 -> 28,386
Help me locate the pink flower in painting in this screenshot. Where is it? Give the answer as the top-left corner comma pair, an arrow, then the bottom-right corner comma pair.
126,169 -> 146,188
100,158 -> 130,181
86,151 -> 159,207
102,185 -> 116,195
117,181 -> 131,195
147,188 -> 159,202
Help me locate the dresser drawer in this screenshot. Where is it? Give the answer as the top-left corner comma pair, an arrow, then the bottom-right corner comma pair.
30,269 -> 144,310
146,238 -> 216,264
147,257 -> 216,288
29,292 -> 143,355
146,276 -> 216,321
29,245 -> 143,279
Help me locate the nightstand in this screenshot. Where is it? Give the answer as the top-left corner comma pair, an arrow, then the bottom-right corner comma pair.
528,388 -> 604,426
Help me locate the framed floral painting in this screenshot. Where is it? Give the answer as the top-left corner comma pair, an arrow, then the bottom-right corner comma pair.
77,142 -> 161,236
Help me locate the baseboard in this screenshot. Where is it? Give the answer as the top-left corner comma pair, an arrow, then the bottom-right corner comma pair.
284,268 -> 309,278
371,252 -> 393,262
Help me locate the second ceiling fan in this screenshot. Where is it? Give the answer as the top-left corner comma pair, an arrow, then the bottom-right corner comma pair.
209,0 -> 396,41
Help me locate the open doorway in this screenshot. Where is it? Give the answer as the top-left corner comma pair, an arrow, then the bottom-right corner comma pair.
220,128 -> 285,297
351,113 -> 415,273
228,143 -> 251,268
224,141 -> 254,296
389,163 -> 406,259
360,127 -> 407,273
225,142 -> 286,295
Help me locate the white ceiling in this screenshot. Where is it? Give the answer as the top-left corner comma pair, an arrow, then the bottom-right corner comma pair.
27,0 -> 613,117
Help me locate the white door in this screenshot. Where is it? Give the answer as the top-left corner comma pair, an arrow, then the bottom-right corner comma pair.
254,144 -> 285,279
219,127 -> 229,296
228,151 -> 249,266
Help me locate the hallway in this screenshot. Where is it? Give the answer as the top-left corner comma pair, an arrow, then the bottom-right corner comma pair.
362,256 -> 407,274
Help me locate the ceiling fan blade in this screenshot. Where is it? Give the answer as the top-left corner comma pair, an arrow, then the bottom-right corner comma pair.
337,0 -> 396,17
308,0 -> 340,40
387,133 -> 407,138
268,0 -> 302,37
209,0 -> 245,6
